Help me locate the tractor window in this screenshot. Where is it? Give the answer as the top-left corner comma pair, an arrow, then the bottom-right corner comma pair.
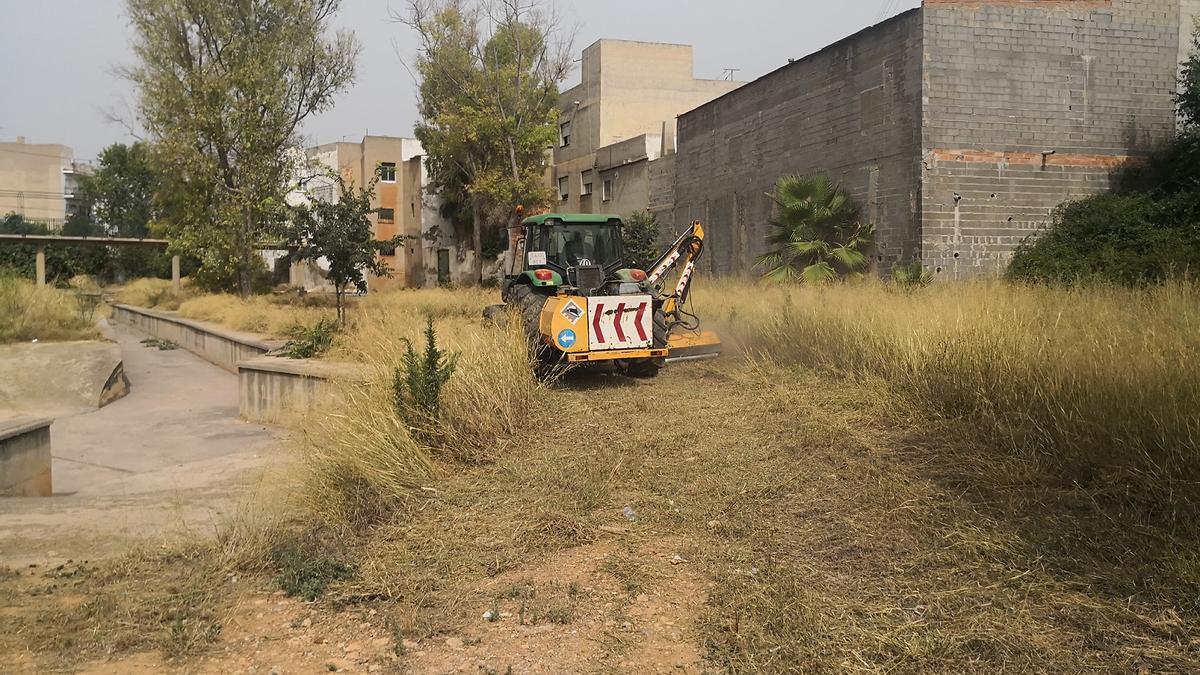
542,224 -> 622,269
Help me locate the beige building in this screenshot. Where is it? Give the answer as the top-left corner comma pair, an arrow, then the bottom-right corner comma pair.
292,135 -> 467,290
553,40 -> 741,220
0,138 -> 82,229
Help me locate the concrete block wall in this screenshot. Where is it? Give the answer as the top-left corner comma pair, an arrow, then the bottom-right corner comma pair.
920,0 -> 1185,276
0,417 -> 52,497
669,0 -> 1192,280
647,155 -> 677,236
672,10 -> 925,276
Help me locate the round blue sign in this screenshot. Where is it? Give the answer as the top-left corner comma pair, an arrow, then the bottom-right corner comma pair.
557,329 -> 577,349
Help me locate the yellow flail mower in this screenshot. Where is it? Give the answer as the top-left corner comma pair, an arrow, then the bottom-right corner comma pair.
485,213 -> 721,377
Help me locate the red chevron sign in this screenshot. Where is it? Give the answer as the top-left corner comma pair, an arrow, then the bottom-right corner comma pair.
588,296 -> 653,351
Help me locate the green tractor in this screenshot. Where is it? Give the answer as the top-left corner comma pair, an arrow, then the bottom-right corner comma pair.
486,213 -> 719,377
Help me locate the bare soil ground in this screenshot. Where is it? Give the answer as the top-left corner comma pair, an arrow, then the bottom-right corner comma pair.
2,360 -> 1197,673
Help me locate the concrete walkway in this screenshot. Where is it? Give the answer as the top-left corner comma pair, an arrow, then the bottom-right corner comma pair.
0,322 -> 280,566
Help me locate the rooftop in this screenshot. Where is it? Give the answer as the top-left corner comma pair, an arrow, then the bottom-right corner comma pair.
522,213 -> 623,226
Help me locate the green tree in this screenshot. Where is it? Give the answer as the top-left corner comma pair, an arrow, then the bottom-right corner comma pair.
81,142 -> 173,280
622,211 -> 661,270
124,0 -> 358,297
755,175 -> 874,283
283,174 -> 402,325
85,143 -> 157,237
404,0 -> 572,283
1178,23 -> 1200,129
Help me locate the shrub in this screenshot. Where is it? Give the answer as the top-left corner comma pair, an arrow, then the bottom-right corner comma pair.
279,318 -> 339,359
293,309 -> 539,527
393,316 -> 458,429
191,255 -> 274,295
622,211 -> 662,270
271,536 -> 353,601
1007,192 -> 1200,283
891,259 -> 933,290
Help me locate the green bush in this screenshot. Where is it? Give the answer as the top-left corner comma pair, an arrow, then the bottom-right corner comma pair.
271,537 -> 353,601
279,318 -> 338,359
393,316 -> 458,427
1007,192 -> 1200,284
622,211 -> 662,270
190,254 -> 274,295
891,259 -> 933,290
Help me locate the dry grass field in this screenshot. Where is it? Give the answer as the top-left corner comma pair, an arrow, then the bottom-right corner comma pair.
0,273 -> 102,343
2,279 -> 1198,673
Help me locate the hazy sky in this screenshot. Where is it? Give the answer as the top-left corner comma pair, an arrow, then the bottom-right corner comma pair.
0,0 -> 921,161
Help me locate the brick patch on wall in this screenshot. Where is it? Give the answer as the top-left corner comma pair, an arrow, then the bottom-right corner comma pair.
930,149 -> 1138,169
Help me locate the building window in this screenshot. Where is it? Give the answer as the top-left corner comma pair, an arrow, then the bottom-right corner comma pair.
559,121 -> 571,147
581,170 -> 593,196
378,207 -> 395,223
557,176 -> 569,201
601,178 -> 613,202
378,162 -> 396,182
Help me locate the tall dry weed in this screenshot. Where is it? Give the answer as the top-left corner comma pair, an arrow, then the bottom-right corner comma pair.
293,291 -> 540,527
691,278 -> 1200,517
112,277 -> 194,310
0,273 -> 99,343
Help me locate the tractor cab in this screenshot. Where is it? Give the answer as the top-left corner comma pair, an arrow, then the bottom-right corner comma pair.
503,213 -> 647,300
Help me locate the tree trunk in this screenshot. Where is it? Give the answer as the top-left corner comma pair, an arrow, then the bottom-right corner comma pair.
335,287 -> 345,327
238,209 -> 254,298
471,196 -> 484,285
238,252 -> 253,298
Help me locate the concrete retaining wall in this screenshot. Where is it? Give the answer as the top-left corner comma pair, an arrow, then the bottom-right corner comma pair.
237,357 -> 365,423
0,341 -> 128,418
0,417 -> 52,497
111,304 -> 284,373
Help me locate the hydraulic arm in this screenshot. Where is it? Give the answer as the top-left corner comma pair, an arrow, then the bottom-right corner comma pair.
646,221 -> 706,327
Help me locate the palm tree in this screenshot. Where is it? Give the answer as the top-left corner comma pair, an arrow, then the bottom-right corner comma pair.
755,175 -> 874,283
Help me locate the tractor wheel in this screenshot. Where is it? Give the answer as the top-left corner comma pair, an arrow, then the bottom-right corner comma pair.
510,284 -> 558,379
482,304 -> 509,326
621,308 -> 668,378
511,284 -> 548,342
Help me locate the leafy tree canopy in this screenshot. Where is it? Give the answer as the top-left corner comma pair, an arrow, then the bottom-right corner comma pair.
405,0 -> 571,282
282,173 -> 402,324
84,142 -> 158,238
125,0 -> 358,296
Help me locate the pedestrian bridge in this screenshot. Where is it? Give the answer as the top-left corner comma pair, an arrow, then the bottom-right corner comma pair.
0,233 -> 180,289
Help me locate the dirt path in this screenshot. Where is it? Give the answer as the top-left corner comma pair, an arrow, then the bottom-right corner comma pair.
0,322 -> 280,567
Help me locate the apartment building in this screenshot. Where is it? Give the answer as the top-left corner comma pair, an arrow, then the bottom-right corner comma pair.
298,135 -> 467,290
553,40 -> 741,220
0,138 -> 89,229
